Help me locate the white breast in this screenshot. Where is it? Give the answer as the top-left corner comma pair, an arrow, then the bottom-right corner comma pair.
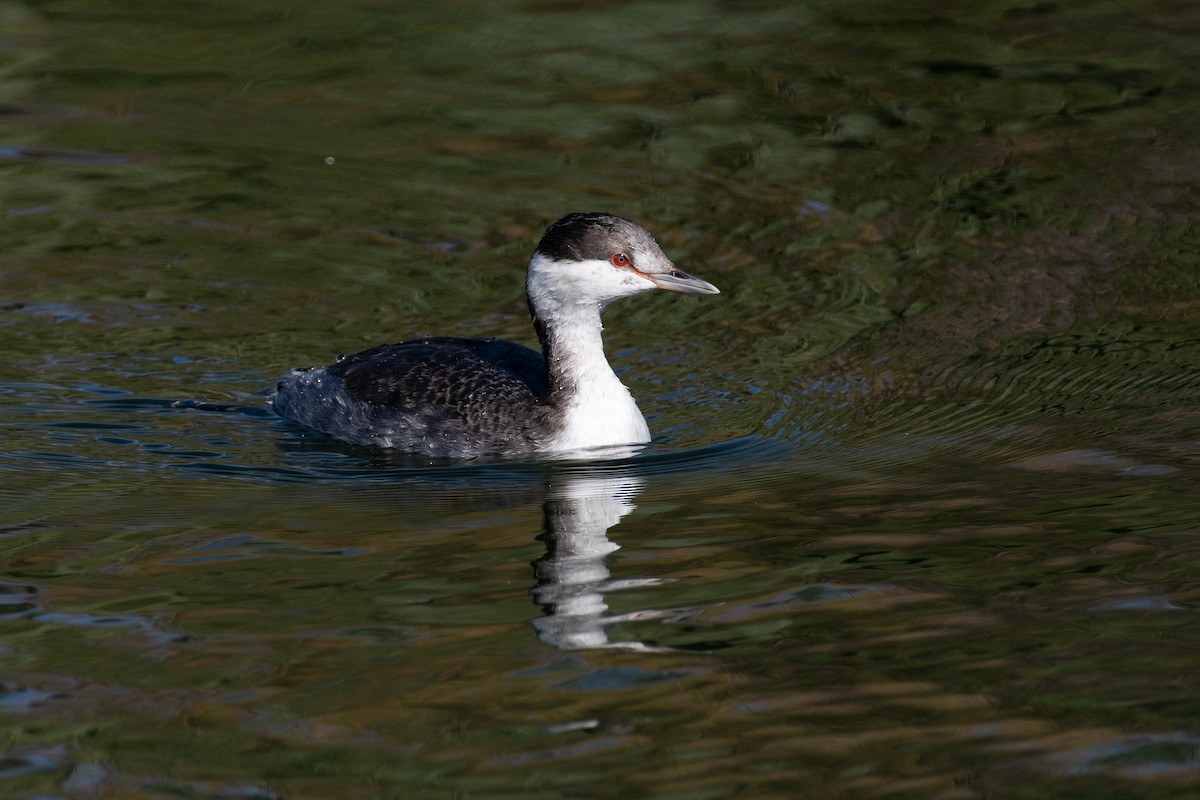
547,374 -> 650,453
535,303 -> 651,454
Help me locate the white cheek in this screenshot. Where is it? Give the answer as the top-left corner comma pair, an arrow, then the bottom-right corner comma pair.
527,253 -> 657,307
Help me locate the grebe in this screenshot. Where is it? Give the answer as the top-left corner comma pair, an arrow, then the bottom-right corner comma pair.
271,212 -> 719,458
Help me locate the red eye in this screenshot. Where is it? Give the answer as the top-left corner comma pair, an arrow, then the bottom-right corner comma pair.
610,253 -> 630,267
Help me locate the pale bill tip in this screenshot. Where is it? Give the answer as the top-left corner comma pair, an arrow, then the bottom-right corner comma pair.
648,269 -> 720,295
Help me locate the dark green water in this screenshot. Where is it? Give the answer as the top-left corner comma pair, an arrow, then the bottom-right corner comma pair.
2,0 -> 1199,797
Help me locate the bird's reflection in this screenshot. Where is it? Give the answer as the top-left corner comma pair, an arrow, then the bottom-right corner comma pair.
272,433 -> 684,651
530,469 -> 675,652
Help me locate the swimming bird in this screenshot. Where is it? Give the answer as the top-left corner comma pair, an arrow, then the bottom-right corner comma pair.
271,212 -> 719,458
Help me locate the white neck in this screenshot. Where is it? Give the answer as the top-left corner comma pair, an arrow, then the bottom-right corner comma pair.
537,302 -> 650,454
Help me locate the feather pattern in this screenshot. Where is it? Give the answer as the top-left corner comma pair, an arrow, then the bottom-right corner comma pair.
271,213 -> 718,459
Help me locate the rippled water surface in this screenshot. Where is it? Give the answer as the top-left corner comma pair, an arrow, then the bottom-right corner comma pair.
3,0 -> 1200,797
